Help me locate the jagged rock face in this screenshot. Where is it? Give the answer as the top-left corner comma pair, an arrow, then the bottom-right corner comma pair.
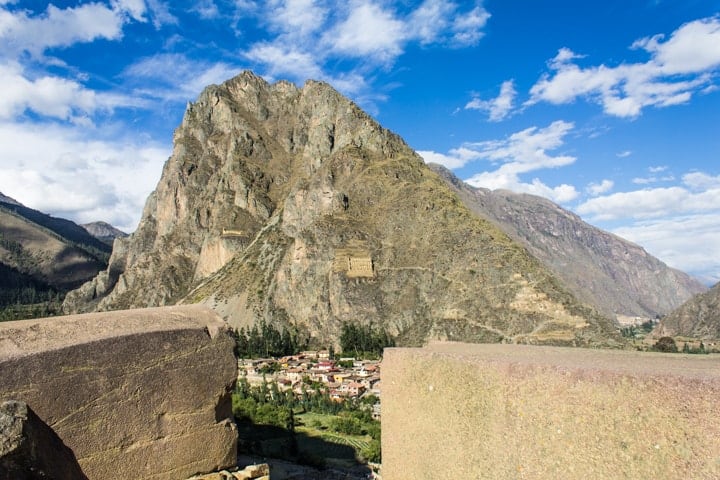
64,71 -> 621,348
655,282 -> 720,340
429,164 -> 707,321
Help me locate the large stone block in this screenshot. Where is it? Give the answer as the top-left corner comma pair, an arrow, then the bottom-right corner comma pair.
0,305 -> 238,480
382,342 -> 720,480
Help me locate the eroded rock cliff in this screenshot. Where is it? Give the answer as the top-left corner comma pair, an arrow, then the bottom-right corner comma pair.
64,71 -> 621,347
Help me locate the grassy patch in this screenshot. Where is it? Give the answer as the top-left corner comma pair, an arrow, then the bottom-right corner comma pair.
295,412 -> 372,466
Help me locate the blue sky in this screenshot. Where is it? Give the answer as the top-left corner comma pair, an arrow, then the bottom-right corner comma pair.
1,1 -> 719,284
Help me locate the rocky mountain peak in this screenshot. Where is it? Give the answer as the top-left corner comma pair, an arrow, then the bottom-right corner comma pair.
64,72 -> 622,348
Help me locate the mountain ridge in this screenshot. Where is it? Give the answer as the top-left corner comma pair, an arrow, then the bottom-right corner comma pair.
428,164 -> 707,321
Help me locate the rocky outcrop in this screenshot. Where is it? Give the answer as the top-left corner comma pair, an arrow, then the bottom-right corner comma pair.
429,164 -> 707,321
382,342 -> 720,480
0,400 -> 87,480
0,305 -> 238,480
81,221 -> 128,246
655,282 -> 720,340
64,71 -> 622,348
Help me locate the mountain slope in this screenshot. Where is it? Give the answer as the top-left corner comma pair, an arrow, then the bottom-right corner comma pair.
64,71 -> 622,348
0,200 -> 111,259
655,282 -> 720,340
0,192 -> 21,206
0,200 -> 109,294
429,165 -> 707,321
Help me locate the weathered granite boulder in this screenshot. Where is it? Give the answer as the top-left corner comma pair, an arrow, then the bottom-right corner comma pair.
382,342 -> 720,480
0,305 -> 238,480
0,400 -> 87,480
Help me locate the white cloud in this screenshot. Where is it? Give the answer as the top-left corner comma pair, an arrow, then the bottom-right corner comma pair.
528,16 -> 720,117
613,214 -> 720,284
407,0 -> 454,44
190,0 -> 219,20
465,79 -> 516,121
146,0 -> 177,28
576,183 -> 720,222
632,175 -> 675,185
0,2 -> 125,56
682,171 -> 720,190
419,120 -> 580,204
464,120 -> 576,173
0,121 -> 169,232
466,171 -> 579,203
450,5 -> 490,46
245,44 -> 323,82
0,62 -> 145,122
324,2 -> 405,63
631,165 -> 676,185
616,150 -> 632,158
268,0 -> 327,38
237,0 -> 490,108
635,16 -> 720,75
587,179 -> 614,196
113,0 -> 148,22
418,147 -> 479,169
122,53 -> 242,101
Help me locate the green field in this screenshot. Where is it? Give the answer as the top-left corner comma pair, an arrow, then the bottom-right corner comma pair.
295,412 -> 372,467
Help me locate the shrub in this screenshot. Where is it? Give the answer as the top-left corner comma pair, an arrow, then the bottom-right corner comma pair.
653,336 -> 678,353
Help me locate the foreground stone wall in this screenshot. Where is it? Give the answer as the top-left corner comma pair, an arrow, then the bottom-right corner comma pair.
0,305 -> 238,480
382,342 -> 720,480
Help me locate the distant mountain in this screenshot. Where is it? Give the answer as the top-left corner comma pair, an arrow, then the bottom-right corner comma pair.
655,282 -> 720,340
0,197 -> 110,296
428,164 -> 707,321
64,71 -> 622,349
0,199 -> 111,257
82,221 -> 129,246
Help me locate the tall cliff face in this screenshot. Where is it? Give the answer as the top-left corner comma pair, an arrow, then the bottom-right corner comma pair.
64,71 -> 621,347
429,165 -> 707,321
655,282 -> 720,340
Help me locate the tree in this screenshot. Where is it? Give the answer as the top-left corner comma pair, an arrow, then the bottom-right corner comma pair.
340,321 -> 395,357
653,336 -> 678,353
